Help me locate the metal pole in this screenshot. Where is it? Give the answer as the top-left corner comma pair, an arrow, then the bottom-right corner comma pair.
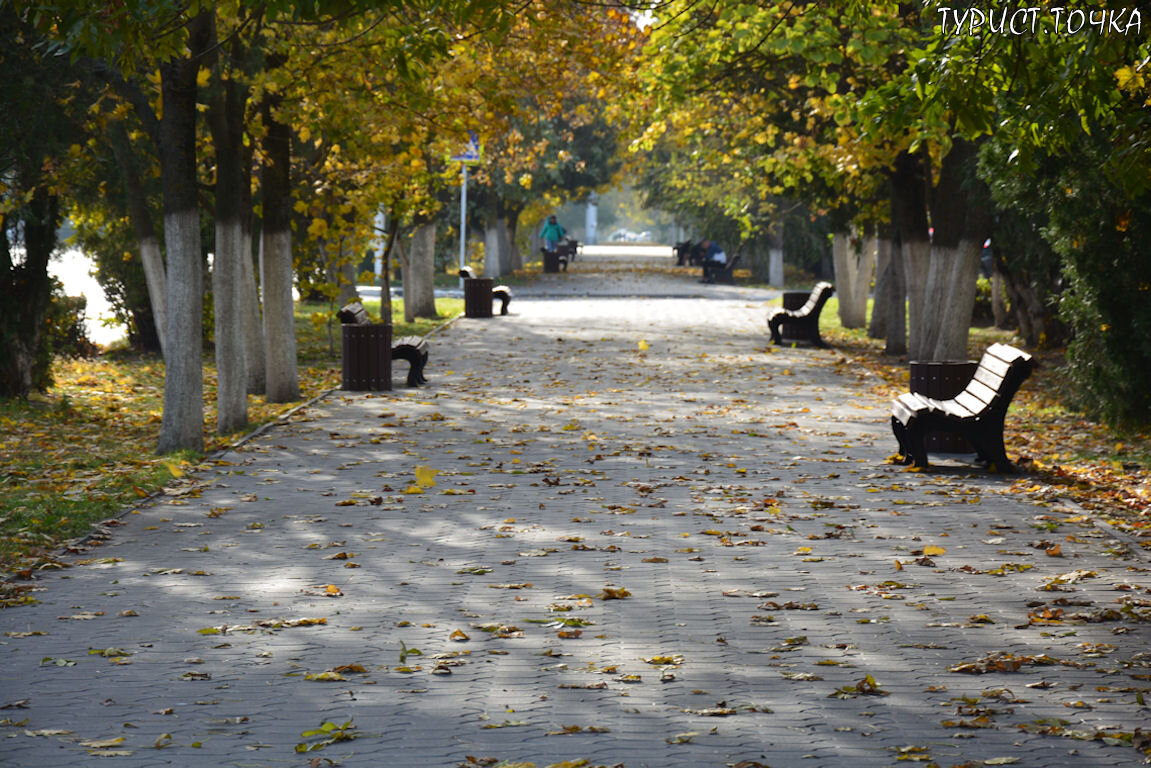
458,163 -> 468,289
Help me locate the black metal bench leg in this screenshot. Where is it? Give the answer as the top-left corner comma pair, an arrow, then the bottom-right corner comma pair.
890,417 -> 914,465
970,432 -> 1014,473
415,351 -> 429,386
905,420 -> 931,468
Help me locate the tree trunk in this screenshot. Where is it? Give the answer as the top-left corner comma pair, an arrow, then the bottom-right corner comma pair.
926,138 -> 991,362
0,189 -> 58,396
991,268 -> 1010,330
107,120 -> 167,358
156,11 -> 212,454
405,221 -> 437,321
259,74 -> 299,404
497,217 -> 512,275
868,235 -> 892,339
483,221 -> 503,278
209,68 -> 249,435
237,131 -> 265,395
378,214 -> 399,324
929,239 -> 983,360
768,227 -> 784,288
505,205 -> 525,272
885,235 -> 907,356
996,255 -> 1048,346
890,149 -> 932,361
336,242 -> 359,307
240,180 -> 265,395
240,240 -> 265,394
832,228 -> 873,329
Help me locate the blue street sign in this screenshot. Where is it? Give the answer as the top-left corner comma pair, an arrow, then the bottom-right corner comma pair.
450,131 -> 483,165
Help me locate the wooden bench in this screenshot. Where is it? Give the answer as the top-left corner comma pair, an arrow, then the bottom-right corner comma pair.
337,301 -> 429,387
673,240 -> 693,266
458,268 -> 512,315
559,237 -> 579,264
891,343 -> 1033,472
766,281 -> 835,347
674,240 -> 706,266
707,253 -> 742,285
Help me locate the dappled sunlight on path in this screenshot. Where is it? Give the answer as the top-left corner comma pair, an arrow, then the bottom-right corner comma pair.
2,262 -> 1148,767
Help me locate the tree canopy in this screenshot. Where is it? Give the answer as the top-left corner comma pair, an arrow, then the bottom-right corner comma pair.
6,0 -> 1151,434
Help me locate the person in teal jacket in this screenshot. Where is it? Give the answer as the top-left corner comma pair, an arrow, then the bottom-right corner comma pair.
540,215 -> 566,253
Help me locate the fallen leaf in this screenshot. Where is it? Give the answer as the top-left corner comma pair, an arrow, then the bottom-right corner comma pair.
415,465 -> 439,488
305,671 -> 348,682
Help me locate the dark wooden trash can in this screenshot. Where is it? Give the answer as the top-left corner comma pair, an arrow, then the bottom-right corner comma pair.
778,290 -> 812,341
342,323 -> 392,391
543,250 -> 561,274
909,360 -> 979,453
463,277 -> 494,318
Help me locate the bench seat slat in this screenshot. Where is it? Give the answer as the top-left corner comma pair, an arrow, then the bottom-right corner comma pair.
973,366 -> 1006,391
953,391 -> 991,416
978,356 -> 1014,379
963,379 -> 999,407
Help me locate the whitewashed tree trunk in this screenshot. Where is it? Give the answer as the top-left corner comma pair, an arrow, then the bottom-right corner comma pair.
886,241 -> 907,356
157,208 -> 204,453
261,228 -> 298,402
868,237 -> 892,339
832,229 -> 874,329
240,237 -> 265,395
139,237 -> 167,358
931,239 -> 983,361
260,97 -> 298,404
483,223 -> 504,278
213,220 -> 247,433
154,15 -> 211,455
902,237 -> 932,361
498,218 -> 514,274
768,246 -> 784,288
405,222 -> 437,321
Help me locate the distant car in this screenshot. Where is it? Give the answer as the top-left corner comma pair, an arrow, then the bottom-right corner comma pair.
637,231 -> 652,242
609,229 -> 635,242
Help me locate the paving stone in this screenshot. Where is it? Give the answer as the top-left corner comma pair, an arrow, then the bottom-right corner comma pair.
3,264 -> 1148,767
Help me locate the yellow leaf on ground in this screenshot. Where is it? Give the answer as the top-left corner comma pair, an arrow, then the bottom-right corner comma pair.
304,671 -> 348,682
923,545 -> 946,556
415,465 -> 439,487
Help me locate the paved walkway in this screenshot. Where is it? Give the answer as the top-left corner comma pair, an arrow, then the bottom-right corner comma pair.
3,260 -> 1149,768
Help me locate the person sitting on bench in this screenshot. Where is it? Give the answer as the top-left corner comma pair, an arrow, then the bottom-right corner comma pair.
699,238 -> 728,283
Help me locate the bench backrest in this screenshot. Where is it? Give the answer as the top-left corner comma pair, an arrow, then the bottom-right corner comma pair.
953,343 -> 1033,418
799,281 -> 835,315
337,301 -> 370,325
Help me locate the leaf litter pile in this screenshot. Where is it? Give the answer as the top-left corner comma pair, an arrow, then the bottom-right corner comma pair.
1,289 -> 1149,767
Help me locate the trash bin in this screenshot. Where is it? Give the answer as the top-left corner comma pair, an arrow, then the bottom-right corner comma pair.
909,360 -> 979,453
341,323 -> 392,391
778,290 -> 811,342
463,277 -> 494,318
543,249 -> 561,274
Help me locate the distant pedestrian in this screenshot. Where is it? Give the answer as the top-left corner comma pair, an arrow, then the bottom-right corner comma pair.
699,238 -> 727,283
540,215 -> 566,254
